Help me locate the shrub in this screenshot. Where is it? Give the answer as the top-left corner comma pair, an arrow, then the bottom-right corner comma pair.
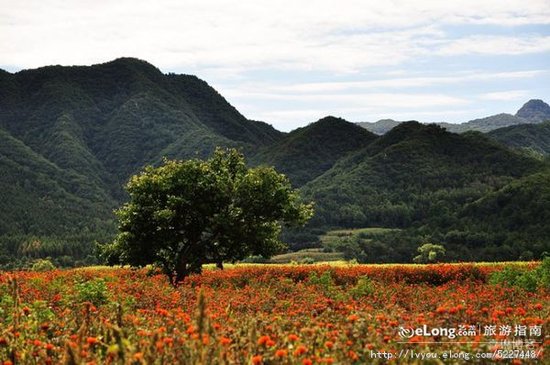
76,278 -> 109,306
240,255 -> 268,263
489,257 -> 550,292
349,276 -> 374,299
31,259 -> 56,272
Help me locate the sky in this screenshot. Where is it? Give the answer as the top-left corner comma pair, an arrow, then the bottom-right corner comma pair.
1,0 -> 549,131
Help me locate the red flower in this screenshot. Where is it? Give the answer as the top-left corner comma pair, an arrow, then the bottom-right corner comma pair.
257,335 -> 271,346
220,337 -> 232,346
294,345 -> 308,356
288,334 -> 299,342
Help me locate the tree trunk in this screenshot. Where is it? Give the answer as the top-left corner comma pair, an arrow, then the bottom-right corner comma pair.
216,261 -> 224,270
174,255 -> 189,287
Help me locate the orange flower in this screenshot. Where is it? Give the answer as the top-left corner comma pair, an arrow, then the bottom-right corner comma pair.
347,314 -> 359,322
294,345 -> 307,356
257,335 -> 271,346
86,337 -> 99,345
275,349 -> 287,358
325,341 -> 334,349
251,355 -> 263,365
220,337 -> 232,346
302,359 -> 313,365
288,334 -> 299,342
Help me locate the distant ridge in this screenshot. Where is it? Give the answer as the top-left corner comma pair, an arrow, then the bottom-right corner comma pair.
357,99 -> 548,134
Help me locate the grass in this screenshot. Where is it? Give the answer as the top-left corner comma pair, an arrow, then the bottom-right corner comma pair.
268,248 -> 345,263
320,227 -> 400,245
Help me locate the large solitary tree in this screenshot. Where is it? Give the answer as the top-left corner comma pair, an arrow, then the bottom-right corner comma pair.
101,148 -> 313,285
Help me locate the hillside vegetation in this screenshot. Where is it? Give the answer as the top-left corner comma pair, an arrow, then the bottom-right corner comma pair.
487,121 -> 550,156
251,116 -> 377,186
0,58 -> 283,266
1,59 -> 549,266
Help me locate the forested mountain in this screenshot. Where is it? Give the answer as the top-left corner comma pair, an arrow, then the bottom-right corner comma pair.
0,58 -> 284,266
449,170 -> 550,259
487,121 -> 550,156
358,99 -> 549,134
1,58 -> 549,266
250,116 -> 377,186
301,122 -> 544,228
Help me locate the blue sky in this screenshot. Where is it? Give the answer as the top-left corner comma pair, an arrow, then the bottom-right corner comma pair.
1,0 -> 549,131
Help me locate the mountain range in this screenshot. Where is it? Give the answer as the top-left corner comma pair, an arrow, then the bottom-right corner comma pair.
1,58 -> 549,265
358,99 -> 550,135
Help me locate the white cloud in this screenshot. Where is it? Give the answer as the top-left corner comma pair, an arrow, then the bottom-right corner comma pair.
479,90 -> 530,101
1,0 -> 548,132
438,35 -> 550,56
230,70 -> 547,94
225,91 -> 469,108
1,0 -> 549,73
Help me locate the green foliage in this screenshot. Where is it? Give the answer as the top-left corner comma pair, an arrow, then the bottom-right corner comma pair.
322,228 -> 417,263
299,257 -> 315,265
0,58 -> 285,267
488,121 -> 550,156
489,257 -> 550,292
240,255 -> 269,264
1,59 -> 549,266
75,278 -> 109,306
251,116 -> 376,186
269,248 -> 344,263
349,276 -> 374,299
308,271 -> 335,293
30,258 -> 56,272
302,122 -> 543,229
413,243 -> 446,263
102,148 -> 313,284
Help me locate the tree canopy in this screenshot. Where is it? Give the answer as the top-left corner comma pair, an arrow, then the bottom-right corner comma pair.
101,148 -> 313,285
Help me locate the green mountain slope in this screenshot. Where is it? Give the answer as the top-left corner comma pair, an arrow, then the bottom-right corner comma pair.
251,116 -> 377,186
0,127 -> 115,236
487,121 -> 550,156
434,170 -> 550,260
301,122 -> 544,228
0,58 -> 284,266
0,58 -> 283,186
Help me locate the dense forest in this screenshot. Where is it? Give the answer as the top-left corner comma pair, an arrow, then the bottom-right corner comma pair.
1,58 -> 549,268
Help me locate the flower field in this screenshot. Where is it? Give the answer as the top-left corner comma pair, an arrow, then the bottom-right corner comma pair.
0,263 -> 548,364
